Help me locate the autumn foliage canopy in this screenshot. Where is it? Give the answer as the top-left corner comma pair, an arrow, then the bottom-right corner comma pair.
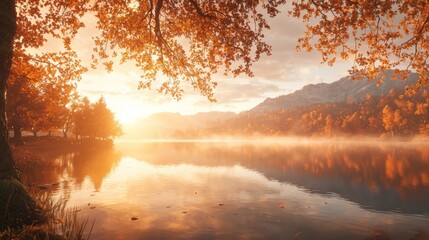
8,0 -> 428,102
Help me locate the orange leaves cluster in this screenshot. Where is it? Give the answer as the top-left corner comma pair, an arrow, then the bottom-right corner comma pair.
91,0 -> 286,101
291,0 -> 429,90
15,0 -> 87,50
8,50 -> 86,134
10,0 -> 88,134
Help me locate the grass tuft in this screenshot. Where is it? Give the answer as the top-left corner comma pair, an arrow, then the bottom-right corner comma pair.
0,190 -> 95,240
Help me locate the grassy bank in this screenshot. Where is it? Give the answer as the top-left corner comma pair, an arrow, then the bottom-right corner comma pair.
0,189 -> 95,240
1,137 -> 100,240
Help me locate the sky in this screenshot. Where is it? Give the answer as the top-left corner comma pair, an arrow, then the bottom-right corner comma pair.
69,5 -> 352,124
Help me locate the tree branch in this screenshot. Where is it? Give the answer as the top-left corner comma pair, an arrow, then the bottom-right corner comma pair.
154,0 -> 163,50
187,0 -> 215,19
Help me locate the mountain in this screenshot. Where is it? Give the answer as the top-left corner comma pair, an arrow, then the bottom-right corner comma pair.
120,70 -> 426,139
249,70 -> 419,113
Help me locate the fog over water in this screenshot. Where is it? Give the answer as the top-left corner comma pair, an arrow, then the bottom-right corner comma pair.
23,139 -> 429,240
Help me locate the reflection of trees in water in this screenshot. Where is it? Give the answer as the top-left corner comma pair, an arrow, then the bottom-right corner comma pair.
120,142 -> 429,211
127,143 -> 429,194
235,144 -> 429,201
70,147 -> 121,190
22,147 -> 121,191
22,153 -> 74,186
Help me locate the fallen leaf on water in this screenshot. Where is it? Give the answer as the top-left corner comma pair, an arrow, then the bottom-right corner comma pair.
131,217 -> 139,221
218,203 -> 224,206
279,204 -> 284,208
166,206 -> 171,208
182,211 -> 187,214
90,206 -> 96,209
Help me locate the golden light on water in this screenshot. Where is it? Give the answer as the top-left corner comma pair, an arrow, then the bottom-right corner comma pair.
18,141 -> 429,239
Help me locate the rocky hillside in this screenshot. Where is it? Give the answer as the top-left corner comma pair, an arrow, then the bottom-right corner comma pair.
249,70 -> 418,113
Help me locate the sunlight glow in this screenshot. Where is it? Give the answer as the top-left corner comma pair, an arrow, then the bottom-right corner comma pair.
115,109 -> 141,124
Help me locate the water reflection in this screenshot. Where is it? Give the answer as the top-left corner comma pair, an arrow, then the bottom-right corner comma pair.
24,147 -> 121,193
117,142 -> 429,213
21,141 -> 429,240
70,148 -> 121,190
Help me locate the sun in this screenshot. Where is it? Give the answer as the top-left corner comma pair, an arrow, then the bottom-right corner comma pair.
115,109 -> 142,124
109,100 -> 160,125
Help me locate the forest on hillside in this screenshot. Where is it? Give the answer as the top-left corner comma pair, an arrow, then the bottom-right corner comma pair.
171,89 -> 429,138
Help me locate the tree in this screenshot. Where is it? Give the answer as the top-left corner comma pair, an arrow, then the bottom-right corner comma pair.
382,105 -> 394,135
91,97 -> 122,139
73,97 -> 92,139
32,53 -> 84,136
6,56 -> 45,145
6,52 -> 84,143
0,0 -> 19,180
73,97 -> 122,139
60,92 -> 80,138
324,114 -> 333,136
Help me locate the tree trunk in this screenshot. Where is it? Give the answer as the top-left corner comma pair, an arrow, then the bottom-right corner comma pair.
0,0 -> 19,180
0,2 -> 46,230
12,123 -> 23,146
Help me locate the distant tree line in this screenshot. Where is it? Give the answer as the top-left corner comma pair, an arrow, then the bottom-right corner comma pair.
6,56 -> 121,145
173,89 -> 429,138
222,89 -> 428,137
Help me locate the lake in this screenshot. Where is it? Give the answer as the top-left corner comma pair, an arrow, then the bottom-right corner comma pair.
22,140 -> 429,240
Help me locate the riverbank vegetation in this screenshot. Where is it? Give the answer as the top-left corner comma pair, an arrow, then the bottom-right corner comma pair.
1,137 -> 107,239
1,189 -> 94,240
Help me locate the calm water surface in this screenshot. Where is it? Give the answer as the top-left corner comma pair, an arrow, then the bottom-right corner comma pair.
23,141 -> 429,240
